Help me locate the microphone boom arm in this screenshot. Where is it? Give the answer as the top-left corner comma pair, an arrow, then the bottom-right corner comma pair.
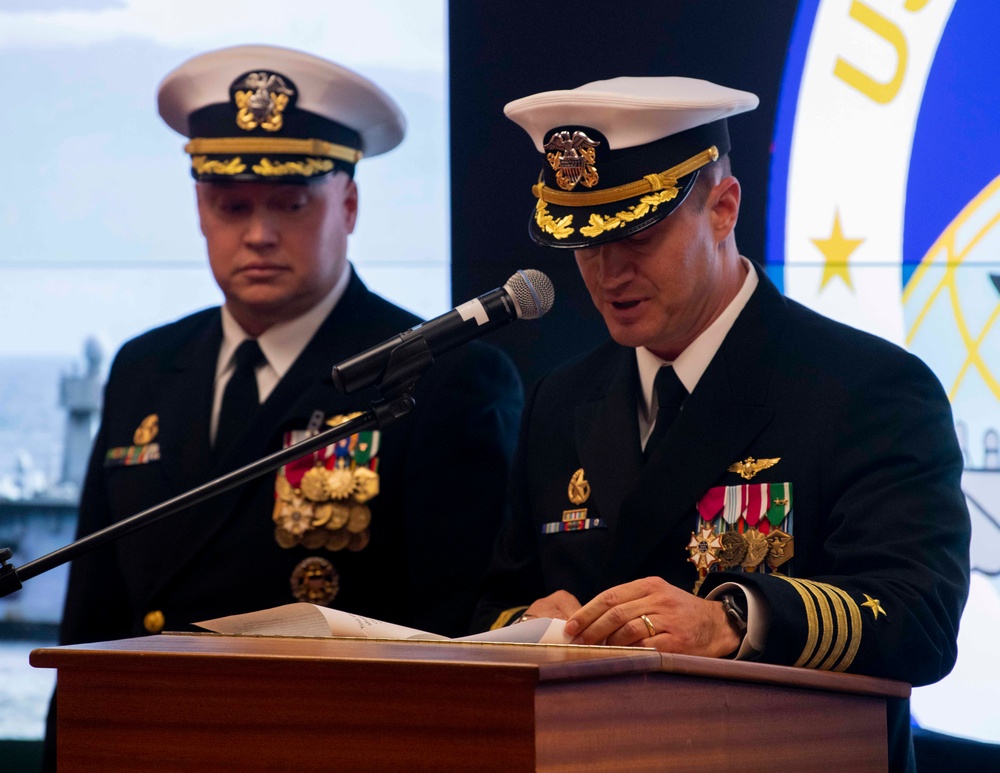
0,337 -> 435,600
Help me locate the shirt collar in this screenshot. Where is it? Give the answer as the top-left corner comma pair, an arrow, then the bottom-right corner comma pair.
218,261 -> 351,379
636,257 -> 759,419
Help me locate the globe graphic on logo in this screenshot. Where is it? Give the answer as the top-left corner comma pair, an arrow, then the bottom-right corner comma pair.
903,177 -> 1000,573
903,177 -> 1000,459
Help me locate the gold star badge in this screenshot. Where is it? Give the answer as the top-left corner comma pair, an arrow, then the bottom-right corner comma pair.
728,456 -> 780,480
133,414 -> 159,445
567,468 -> 591,505
861,594 -> 886,620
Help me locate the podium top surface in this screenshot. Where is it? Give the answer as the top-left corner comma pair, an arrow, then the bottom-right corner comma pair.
31,633 -> 910,699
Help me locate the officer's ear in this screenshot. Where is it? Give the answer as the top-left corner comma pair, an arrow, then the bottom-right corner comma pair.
341,175 -> 359,234
709,176 -> 740,242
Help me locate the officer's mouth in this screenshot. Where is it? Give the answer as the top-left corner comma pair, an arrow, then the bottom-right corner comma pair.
239,263 -> 288,278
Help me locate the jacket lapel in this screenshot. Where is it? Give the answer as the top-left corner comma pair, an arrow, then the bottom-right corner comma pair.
601,268 -> 789,586
574,348 -> 644,533
155,314 -> 220,495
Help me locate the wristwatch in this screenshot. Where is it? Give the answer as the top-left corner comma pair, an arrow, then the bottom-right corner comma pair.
720,591 -> 748,635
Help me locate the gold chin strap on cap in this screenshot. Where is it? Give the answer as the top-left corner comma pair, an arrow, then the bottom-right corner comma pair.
532,146 -> 719,207
184,137 -> 363,164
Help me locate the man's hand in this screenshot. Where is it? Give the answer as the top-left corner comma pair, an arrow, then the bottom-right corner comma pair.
563,576 -> 741,657
520,590 -> 582,621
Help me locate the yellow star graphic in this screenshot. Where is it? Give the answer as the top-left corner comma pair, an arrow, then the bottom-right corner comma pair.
812,210 -> 864,292
861,593 -> 886,620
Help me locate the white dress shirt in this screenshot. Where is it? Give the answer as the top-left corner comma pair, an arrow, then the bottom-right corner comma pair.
210,262 -> 352,444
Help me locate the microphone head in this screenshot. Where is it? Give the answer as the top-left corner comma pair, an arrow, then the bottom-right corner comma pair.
505,269 -> 554,320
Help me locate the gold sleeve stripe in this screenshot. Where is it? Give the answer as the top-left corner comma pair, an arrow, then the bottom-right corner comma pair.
825,584 -> 863,672
490,606 -> 529,630
799,581 -> 836,670
532,146 -> 720,207
777,576 -> 821,668
778,577 -> 864,673
805,582 -> 850,671
184,137 -> 363,164
796,580 -> 863,672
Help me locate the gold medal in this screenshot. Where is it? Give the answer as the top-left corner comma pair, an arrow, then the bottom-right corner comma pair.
276,496 -> 314,537
718,530 -> 747,570
301,528 -> 328,550
272,497 -> 284,523
312,502 -> 334,527
352,467 -> 380,503
325,529 -> 351,551
766,528 -> 794,570
275,474 -> 295,501
326,466 -> 355,499
347,504 -> 372,534
741,528 -> 769,571
300,464 -> 331,502
686,525 -> 723,572
325,502 -> 351,530
274,526 -> 299,549
347,529 -> 371,552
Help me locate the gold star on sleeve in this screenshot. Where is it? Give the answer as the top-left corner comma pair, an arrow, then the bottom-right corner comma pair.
861,594 -> 886,620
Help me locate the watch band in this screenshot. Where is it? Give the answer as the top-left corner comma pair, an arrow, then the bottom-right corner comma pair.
720,591 -> 748,634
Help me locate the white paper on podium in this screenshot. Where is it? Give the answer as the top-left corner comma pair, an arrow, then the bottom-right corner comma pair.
195,603 -> 572,645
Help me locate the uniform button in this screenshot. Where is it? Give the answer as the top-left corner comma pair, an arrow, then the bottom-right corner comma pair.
144,610 -> 165,633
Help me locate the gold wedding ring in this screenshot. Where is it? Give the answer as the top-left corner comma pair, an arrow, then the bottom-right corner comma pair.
640,614 -> 656,638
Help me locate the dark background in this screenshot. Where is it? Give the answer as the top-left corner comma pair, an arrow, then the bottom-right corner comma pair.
449,0 -> 801,387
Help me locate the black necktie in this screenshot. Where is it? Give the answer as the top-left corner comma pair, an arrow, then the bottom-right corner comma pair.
214,339 -> 264,461
644,365 -> 687,459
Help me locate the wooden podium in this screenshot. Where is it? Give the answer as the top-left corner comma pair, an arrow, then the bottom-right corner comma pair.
32,634 -> 908,772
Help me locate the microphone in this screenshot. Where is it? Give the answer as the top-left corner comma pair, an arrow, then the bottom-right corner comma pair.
332,269 -> 554,394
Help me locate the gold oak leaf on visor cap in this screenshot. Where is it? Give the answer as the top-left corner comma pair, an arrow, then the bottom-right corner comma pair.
157,44 -> 406,183
504,76 -> 759,248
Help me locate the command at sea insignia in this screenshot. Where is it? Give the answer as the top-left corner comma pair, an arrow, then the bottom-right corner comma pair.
542,468 -> 606,535
688,460 -> 794,593
104,414 -> 162,468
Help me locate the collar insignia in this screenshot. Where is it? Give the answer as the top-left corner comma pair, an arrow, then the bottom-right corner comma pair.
545,130 -> 600,191
728,456 -> 780,480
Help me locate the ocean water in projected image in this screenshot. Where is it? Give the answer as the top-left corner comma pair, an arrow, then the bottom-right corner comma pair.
770,0 -> 1000,743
